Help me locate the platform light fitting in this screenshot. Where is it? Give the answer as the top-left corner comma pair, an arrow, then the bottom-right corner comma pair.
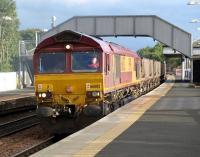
187,0 -> 200,5
190,19 -> 200,23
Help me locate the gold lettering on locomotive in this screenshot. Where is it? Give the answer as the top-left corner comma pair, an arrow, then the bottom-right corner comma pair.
38,84 -> 42,91
86,83 -> 90,90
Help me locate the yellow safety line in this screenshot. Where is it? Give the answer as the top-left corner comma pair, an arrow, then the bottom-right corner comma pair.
72,83 -> 174,157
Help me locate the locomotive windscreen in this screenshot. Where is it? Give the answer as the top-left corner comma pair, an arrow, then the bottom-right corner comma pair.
38,52 -> 66,73
71,51 -> 100,72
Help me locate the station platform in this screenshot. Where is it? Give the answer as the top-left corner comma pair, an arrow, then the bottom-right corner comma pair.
32,80 -> 200,157
0,87 -> 34,102
0,87 -> 35,114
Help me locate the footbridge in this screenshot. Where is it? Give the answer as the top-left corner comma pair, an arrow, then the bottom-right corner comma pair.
40,15 -> 192,58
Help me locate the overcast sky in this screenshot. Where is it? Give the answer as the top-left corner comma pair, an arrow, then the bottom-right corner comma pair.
15,0 -> 200,50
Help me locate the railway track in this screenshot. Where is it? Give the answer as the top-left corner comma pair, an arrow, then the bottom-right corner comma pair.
0,96 -> 36,116
0,114 -> 39,138
0,105 -> 36,116
12,136 -> 56,157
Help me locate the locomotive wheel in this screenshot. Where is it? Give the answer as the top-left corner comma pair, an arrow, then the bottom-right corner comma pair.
102,103 -> 111,116
144,86 -> 148,94
140,88 -> 144,95
112,102 -> 120,111
119,99 -> 125,107
147,85 -> 150,92
142,88 -> 145,94
135,89 -> 140,98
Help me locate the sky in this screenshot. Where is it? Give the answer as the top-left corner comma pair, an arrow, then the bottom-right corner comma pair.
15,0 -> 200,50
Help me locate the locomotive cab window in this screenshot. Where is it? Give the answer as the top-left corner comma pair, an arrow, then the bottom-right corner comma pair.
71,51 -> 100,72
38,52 -> 66,73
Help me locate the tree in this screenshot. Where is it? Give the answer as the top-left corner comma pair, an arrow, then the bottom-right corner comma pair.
19,28 -> 41,51
0,0 -> 19,72
165,57 -> 182,72
137,43 -> 165,62
138,43 -> 182,73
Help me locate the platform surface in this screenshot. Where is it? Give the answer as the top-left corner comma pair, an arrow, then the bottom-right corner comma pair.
0,87 -> 34,102
32,80 -> 200,157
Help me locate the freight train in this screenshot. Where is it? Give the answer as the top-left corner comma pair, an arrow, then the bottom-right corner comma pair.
33,30 -> 166,132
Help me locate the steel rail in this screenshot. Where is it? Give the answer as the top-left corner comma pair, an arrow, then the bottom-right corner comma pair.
12,136 -> 55,157
0,105 -> 36,116
0,114 -> 39,138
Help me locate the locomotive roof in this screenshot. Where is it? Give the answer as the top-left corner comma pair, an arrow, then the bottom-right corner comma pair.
35,30 -> 140,59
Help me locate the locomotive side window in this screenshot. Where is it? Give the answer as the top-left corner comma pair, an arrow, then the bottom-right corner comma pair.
71,51 -> 100,72
38,52 -> 66,73
114,55 -> 121,79
149,61 -> 152,76
141,60 -> 145,78
105,53 -> 110,74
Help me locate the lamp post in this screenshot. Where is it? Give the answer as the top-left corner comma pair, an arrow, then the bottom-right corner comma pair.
51,16 -> 57,28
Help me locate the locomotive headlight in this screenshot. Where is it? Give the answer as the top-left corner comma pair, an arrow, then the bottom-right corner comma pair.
38,92 -> 52,99
42,93 -> 47,98
86,91 -> 101,98
92,91 -> 100,97
65,44 -> 73,50
66,44 -> 71,49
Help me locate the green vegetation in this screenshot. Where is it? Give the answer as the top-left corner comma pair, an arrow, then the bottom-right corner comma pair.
0,0 -> 20,72
19,28 -> 41,50
137,43 -> 182,72
0,0 -> 41,72
137,43 -> 165,62
166,57 -> 182,72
